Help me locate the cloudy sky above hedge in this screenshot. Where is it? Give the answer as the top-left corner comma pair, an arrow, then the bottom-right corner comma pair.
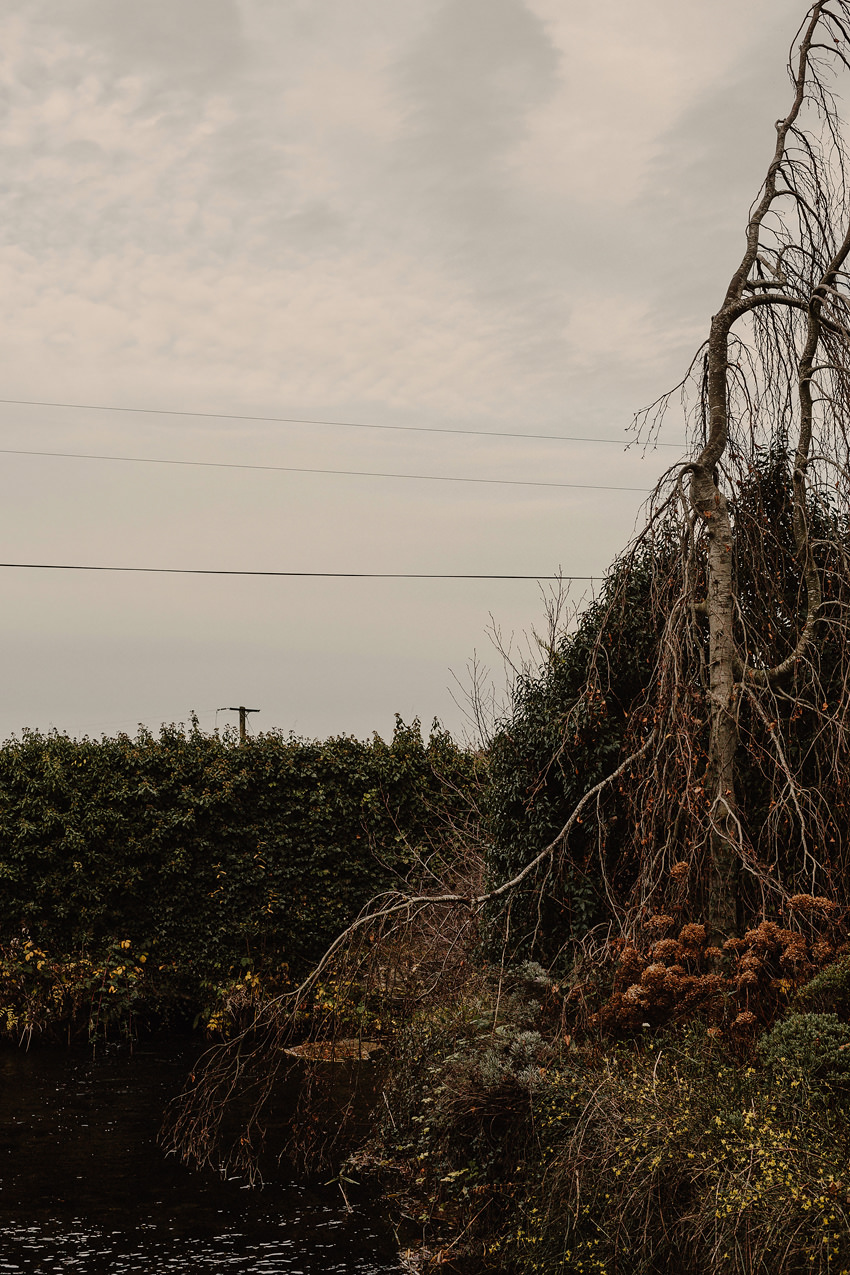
0,0 -> 808,740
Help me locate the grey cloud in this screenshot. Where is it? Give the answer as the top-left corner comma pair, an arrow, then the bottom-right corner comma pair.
382,1 -> 568,382
399,0 -> 558,166
530,0 -> 811,407
633,2 -> 801,318
0,2 -> 385,268
0,28 -> 245,262
53,0 -> 245,82
392,0 -> 559,246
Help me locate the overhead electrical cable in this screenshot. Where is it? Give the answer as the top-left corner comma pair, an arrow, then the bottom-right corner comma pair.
0,563 -> 595,580
0,396 -> 686,448
0,446 -> 650,492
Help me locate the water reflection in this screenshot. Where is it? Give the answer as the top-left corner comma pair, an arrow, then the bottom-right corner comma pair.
0,1044 -> 401,1274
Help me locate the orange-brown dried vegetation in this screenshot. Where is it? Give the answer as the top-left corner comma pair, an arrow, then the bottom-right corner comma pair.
591,900 -> 849,1036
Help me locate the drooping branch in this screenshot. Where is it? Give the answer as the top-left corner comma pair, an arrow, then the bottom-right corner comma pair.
256,732 -> 656,1015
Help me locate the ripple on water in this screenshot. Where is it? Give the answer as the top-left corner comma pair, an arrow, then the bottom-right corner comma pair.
0,1046 -> 402,1275
0,1223 -> 400,1271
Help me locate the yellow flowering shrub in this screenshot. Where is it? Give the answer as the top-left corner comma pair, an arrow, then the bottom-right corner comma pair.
504,1027 -> 850,1274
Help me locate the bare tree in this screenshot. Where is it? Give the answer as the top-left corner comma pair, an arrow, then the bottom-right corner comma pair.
631,1 -> 850,936
457,1 -> 850,947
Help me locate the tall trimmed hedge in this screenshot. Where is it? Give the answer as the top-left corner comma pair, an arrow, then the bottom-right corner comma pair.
0,717 -> 472,985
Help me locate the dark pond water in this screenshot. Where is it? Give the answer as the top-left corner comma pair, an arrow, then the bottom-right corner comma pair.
0,1043 -> 403,1274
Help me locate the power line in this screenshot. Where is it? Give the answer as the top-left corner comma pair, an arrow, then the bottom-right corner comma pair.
0,562 -> 595,580
0,446 -> 650,492
0,395 -> 686,448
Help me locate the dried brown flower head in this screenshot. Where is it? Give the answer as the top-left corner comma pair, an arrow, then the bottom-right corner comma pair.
640,963 -> 668,988
780,939 -> 808,969
652,938 -> 683,963
745,921 -> 780,949
787,894 -> 838,916
643,914 -> 675,934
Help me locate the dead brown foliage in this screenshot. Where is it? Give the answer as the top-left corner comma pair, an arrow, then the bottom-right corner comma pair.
591,901 -> 849,1036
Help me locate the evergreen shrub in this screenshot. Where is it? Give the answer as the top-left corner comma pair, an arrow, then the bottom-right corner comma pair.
0,716 -> 474,1038
760,1012 -> 850,1085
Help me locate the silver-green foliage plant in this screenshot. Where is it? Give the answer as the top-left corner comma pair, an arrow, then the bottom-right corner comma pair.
760,1011 -> 850,1084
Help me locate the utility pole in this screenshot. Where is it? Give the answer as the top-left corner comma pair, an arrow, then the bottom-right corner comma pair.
220,706 -> 260,743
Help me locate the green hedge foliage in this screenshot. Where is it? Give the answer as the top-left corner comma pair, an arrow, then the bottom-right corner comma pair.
0,716 -> 473,1024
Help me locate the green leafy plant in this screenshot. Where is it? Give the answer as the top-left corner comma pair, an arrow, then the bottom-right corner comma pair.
0,716 -> 476,1039
794,957 -> 850,1018
760,1012 -> 850,1086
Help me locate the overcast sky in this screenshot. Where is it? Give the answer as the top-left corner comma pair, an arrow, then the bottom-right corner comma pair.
0,0 -> 810,742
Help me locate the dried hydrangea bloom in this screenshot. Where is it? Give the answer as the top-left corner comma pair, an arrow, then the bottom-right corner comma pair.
642,914 -> 675,933
787,894 -> 838,916
651,938 -> 683,963
640,963 -> 668,988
